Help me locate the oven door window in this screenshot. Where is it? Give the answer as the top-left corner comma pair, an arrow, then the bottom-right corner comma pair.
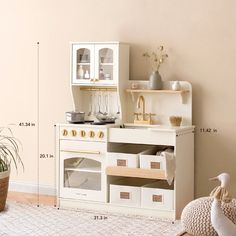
64,157 -> 101,191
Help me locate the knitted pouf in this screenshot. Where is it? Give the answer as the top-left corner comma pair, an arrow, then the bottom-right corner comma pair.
181,197 -> 236,236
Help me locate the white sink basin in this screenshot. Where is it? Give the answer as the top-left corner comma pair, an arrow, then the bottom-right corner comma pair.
122,123 -> 161,129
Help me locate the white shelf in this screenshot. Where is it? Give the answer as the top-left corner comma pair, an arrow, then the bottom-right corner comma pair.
65,167 -> 101,173
126,89 -> 189,94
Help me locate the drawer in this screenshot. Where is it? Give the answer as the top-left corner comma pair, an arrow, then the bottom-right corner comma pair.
109,128 -> 175,146
141,180 -> 174,211
110,178 -> 152,207
107,144 -> 150,168
60,140 -> 106,155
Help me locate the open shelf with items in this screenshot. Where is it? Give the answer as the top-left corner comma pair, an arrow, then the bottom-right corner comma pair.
71,42 -> 129,86
124,80 -> 193,125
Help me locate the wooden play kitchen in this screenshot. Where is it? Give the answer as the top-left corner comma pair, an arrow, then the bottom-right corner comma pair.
56,42 -> 194,219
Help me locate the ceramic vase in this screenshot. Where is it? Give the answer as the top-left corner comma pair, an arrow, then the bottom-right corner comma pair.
149,71 -> 162,90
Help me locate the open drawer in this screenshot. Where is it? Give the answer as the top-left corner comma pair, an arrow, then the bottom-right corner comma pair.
139,147 -> 174,173
107,144 -> 152,168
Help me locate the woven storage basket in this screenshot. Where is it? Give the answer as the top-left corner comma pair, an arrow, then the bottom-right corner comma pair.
0,170 -> 10,211
181,197 -> 236,236
169,116 -> 182,127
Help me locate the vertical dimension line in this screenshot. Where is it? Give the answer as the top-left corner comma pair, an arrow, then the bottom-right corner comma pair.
54,125 -> 57,208
37,42 -> 40,207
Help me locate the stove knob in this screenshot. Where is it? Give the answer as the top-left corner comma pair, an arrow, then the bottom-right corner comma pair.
89,131 -> 95,138
62,129 -> 68,136
80,130 -> 86,137
98,131 -> 104,139
71,130 -> 77,137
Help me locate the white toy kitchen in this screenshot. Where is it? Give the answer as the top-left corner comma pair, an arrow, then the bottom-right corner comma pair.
56,42 -> 194,220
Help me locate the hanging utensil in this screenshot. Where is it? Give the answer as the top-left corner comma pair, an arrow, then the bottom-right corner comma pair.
88,94 -> 92,117
103,94 -> 108,116
116,96 -> 121,117
98,94 -> 103,114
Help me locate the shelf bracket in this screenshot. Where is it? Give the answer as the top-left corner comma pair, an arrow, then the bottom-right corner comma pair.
130,91 -> 135,102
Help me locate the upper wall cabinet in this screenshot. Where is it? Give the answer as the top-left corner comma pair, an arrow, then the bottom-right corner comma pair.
71,43 -> 120,86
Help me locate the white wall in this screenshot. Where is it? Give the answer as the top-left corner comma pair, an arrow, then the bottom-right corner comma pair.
1,0 -> 236,197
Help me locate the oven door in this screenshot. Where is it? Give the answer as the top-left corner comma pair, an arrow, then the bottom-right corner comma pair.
59,151 -> 106,202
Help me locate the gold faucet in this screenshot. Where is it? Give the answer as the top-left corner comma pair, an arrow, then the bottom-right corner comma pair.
137,95 -> 145,121
134,95 -> 156,124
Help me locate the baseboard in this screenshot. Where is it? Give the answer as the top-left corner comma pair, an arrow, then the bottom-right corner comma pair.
9,181 -> 56,196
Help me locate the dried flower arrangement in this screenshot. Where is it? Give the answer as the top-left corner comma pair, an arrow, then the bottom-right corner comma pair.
143,46 -> 168,71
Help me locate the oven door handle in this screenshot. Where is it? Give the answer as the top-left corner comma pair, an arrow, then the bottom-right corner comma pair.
60,150 -> 101,155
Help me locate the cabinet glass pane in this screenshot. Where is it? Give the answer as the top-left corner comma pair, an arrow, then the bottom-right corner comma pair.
99,48 -> 113,81
64,158 -> 101,191
76,48 -> 91,80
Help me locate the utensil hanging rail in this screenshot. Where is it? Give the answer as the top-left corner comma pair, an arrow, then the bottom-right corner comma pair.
80,86 -> 117,92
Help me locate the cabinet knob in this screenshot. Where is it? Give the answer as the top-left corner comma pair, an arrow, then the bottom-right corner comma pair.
62,129 -> 68,136
98,131 -> 104,139
71,130 -> 77,137
89,131 -> 95,138
94,78 -> 99,82
80,130 -> 86,137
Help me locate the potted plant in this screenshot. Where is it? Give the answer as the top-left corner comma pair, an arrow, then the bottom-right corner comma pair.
143,46 -> 168,90
0,127 -> 23,211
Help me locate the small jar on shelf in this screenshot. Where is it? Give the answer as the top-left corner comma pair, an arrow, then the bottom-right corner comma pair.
84,70 -> 90,79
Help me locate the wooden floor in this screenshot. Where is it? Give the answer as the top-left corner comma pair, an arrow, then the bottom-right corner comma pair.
7,191 -> 190,235
7,191 -> 56,206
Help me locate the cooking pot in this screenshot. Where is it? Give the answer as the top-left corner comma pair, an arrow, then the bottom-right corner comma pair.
96,113 -> 117,123
66,111 -> 85,123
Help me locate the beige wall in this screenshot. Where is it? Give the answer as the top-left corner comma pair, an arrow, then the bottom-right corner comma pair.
1,0 -> 236,197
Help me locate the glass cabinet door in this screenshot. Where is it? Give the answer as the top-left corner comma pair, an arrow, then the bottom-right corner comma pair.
63,157 -> 101,191
95,45 -> 118,85
72,44 -> 94,84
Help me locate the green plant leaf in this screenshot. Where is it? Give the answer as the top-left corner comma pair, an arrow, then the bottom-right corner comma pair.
0,127 -> 23,173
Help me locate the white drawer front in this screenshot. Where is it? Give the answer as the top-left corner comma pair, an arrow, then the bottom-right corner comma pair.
141,181 -> 174,211
60,188 -> 106,202
109,128 -> 175,145
110,185 -> 141,207
60,140 -> 106,155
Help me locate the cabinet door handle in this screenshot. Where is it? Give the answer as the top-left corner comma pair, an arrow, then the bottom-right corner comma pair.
61,150 -> 100,155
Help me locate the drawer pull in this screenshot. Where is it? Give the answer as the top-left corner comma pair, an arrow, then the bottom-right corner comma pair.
117,159 -> 127,167
120,192 -> 130,199
152,194 -> 163,202
150,162 -> 160,169
61,150 -> 100,155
